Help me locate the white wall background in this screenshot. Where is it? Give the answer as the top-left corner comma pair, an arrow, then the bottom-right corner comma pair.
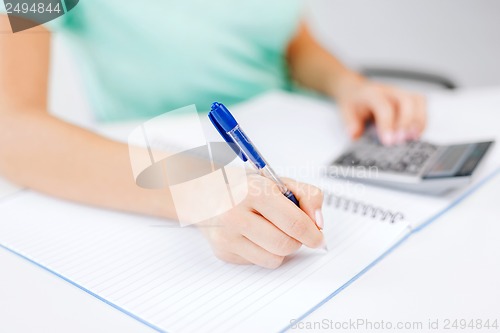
49,0 -> 500,120
306,0 -> 500,88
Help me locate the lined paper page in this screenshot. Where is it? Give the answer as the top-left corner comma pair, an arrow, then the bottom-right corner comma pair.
0,192 -> 410,333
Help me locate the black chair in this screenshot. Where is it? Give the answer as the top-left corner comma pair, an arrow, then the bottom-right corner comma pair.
361,67 -> 458,91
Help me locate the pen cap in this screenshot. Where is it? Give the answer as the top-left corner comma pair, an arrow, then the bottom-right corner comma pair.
209,102 -> 266,169
209,103 -> 248,162
210,102 -> 238,132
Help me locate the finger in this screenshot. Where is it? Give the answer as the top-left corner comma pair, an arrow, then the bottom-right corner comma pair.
411,95 -> 427,139
282,178 -> 323,227
238,211 -> 302,256
340,104 -> 365,139
393,93 -> 416,144
369,95 -> 397,145
236,236 -> 285,269
251,178 -> 324,249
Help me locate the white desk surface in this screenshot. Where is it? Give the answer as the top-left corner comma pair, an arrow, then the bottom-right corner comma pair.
1,87 -> 499,333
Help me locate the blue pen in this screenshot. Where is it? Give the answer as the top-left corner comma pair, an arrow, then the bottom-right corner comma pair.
208,102 -> 300,206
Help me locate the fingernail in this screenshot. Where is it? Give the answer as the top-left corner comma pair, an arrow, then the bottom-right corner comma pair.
395,130 -> 406,144
319,239 -> 329,252
315,209 -> 324,230
382,132 -> 395,146
409,126 -> 420,140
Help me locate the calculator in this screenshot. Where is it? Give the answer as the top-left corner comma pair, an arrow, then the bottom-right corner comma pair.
328,127 -> 494,195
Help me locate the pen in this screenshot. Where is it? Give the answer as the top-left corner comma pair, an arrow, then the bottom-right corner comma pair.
208,102 -> 300,206
209,102 -> 327,251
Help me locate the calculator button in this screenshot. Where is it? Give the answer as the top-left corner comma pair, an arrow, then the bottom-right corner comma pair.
406,164 -> 420,174
332,133 -> 440,178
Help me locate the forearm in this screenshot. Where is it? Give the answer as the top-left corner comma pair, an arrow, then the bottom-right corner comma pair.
286,22 -> 427,143
286,23 -> 364,99
1,17 -> 174,219
0,108 -> 177,219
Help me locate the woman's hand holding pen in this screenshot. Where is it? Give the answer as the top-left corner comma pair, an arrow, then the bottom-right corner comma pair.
198,175 -> 325,269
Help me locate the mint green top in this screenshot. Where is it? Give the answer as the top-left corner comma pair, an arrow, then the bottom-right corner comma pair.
3,1 -> 304,121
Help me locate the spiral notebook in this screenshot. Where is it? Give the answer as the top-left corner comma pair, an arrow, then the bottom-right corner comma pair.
1,173 -> 498,333
0,186 -> 416,333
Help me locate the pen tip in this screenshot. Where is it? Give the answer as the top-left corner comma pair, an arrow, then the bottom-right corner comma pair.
318,240 -> 328,253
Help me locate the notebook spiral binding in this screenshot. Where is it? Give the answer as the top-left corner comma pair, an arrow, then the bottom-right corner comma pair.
323,192 -> 405,223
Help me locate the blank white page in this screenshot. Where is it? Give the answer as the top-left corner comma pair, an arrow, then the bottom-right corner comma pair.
0,192 -> 410,333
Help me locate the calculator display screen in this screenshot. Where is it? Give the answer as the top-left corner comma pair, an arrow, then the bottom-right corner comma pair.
424,142 -> 493,178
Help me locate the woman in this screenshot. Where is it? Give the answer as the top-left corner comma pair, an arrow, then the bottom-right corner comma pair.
0,1 -> 426,268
